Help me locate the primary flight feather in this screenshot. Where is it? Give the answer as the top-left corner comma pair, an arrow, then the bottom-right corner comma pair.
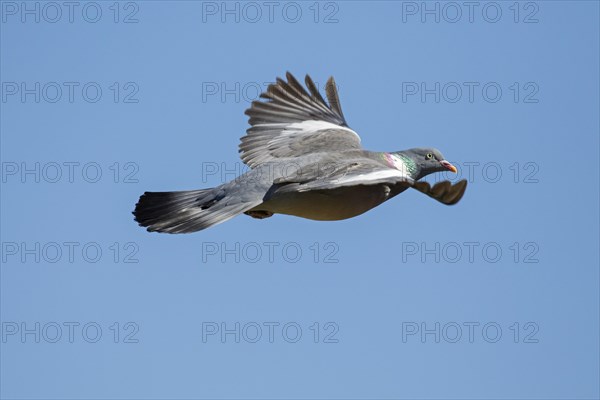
133,72 -> 467,233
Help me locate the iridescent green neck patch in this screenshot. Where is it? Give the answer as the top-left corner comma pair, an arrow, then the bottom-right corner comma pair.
394,153 -> 417,176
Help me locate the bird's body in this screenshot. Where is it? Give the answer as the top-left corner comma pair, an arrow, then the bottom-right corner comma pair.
134,72 -> 467,233
252,183 -> 401,221
240,150 -> 409,221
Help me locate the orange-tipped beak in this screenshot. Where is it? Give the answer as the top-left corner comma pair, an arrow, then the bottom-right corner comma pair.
441,160 -> 457,173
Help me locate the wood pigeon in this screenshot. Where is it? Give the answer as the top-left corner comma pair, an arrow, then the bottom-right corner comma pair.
134,72 -> 467,233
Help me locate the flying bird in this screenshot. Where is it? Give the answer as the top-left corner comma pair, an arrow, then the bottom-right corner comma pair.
133,72 -> 467,233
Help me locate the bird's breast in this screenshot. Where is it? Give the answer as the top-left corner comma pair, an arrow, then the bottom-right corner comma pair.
256,184 -> 407,221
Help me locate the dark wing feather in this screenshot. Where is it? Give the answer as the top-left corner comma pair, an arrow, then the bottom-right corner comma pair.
325,76 -> 344,118
305,74 -> 328,105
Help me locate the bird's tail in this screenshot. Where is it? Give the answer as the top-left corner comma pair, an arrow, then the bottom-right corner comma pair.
133,188 -> 259,233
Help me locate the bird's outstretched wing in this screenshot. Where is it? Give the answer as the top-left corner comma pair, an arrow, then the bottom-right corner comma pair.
240,72 -> 363,168
271,159 -> 414,194
411,180 -> 468,205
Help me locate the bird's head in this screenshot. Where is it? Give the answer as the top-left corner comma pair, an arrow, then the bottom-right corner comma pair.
398,148 -> 457,180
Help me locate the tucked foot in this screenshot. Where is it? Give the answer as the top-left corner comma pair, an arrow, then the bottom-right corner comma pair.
244,210 -> 274,219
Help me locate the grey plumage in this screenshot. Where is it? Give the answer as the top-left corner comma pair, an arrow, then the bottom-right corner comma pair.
133,72 -> 467,233
240,74 -> 358,167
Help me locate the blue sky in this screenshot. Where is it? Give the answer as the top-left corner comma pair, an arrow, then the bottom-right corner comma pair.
1,1 -> 599,399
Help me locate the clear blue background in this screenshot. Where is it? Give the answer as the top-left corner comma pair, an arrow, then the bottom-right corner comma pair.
1,1 -> 599,399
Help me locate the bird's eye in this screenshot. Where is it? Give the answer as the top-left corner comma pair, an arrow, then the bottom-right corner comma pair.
426,153 -> 433,160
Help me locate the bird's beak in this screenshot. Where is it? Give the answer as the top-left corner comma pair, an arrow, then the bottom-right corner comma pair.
440,160 -> 457,173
